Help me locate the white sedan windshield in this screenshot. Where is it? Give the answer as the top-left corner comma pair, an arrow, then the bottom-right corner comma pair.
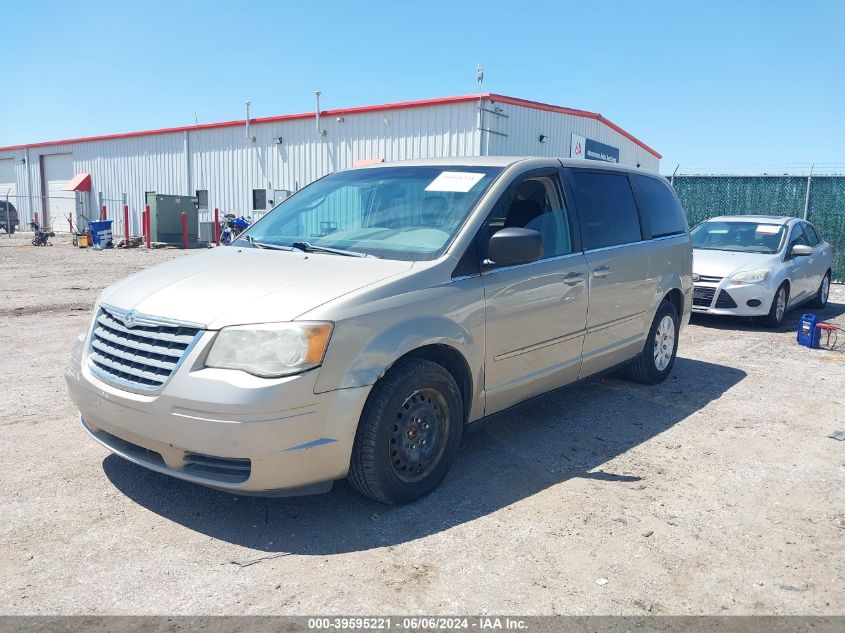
691,221 -> 786,254
239,166 -> 502,261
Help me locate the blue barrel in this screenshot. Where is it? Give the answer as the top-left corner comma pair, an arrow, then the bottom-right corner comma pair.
89,220 -> 114,248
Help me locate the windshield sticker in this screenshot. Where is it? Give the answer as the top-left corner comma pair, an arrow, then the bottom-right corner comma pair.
425,171 -> 485,193
756,225 -> 780,234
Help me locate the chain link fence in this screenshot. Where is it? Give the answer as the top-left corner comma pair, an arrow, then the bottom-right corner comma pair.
670,175 -> 845,282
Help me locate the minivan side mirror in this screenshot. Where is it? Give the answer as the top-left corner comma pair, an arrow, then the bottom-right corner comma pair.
486,227 -> 543,266
790,244 -> 813,257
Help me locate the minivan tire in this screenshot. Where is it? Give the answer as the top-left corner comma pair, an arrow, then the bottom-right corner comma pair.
348,358 -> 463,504
625,300 -> 679,385
808,272 -> 831,309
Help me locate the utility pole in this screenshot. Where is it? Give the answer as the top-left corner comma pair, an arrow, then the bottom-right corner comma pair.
802,163 -> 814,220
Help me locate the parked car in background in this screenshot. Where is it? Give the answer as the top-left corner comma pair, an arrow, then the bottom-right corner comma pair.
690,215 -> 833,327
66,157 -> 692,504
0,200 -> 19,233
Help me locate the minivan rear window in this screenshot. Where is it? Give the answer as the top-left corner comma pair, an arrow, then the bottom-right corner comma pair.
571,171 -> 642,250
633,175 -> 686,238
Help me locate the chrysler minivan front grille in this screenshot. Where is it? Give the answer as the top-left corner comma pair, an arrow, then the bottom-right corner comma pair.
88,306 -> 202,391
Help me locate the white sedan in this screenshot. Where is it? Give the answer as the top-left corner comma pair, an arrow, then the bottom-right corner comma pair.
690,215 -> 833,327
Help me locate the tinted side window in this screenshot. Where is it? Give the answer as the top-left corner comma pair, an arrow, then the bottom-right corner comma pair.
789,223 -> 809,249
804,223 -> 821,246
571,171 -> 641,249
634,175 -> 686,238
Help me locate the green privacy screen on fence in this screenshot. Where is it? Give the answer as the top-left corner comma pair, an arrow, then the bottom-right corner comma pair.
670,175 -> 845,282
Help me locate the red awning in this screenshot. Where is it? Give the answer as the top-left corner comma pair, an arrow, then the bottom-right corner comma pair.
63,173 -> 91,192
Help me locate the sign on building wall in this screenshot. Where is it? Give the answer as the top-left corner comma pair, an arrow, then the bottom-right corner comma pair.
570,134 -> 620,164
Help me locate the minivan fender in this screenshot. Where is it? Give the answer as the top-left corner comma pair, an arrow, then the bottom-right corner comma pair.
313,314 -> 482,403
650,271 -> 692,328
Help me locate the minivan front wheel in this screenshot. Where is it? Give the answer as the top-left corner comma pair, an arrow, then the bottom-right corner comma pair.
348,358 -> 463,504
626,300 -> 679,384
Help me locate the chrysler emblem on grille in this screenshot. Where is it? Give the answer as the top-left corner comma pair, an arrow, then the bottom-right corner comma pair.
123,311 -> 137,328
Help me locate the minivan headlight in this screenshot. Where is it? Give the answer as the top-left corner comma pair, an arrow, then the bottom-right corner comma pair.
205,322 -> 333,378
730,268 -> 770,285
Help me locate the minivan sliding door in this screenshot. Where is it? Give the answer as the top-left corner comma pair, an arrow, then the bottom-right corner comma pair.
566,168 -> 657,378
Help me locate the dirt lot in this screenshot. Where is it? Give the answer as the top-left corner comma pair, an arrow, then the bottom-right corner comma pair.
1,232 -> 843,616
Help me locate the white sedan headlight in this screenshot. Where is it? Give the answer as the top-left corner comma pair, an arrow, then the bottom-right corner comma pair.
205,322 -> 332,378
729,268 -> 770,285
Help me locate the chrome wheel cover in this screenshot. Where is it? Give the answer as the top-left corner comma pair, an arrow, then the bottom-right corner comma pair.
821,276 -> 830,305
653,314 -> 675,372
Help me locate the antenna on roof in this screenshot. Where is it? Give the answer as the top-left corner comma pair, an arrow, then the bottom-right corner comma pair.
315,91 -> 326,137
245,101 -> 255,143
477,63 -> 484,92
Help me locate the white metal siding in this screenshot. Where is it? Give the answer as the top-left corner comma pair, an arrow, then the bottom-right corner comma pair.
484,102 -> 659,172
0,97 -> 659,234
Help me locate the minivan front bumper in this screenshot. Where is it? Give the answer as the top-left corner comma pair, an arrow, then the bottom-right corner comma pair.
65,332 -> 371,495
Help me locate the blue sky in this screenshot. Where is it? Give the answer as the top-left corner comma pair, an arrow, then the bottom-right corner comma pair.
1,0 -> 842,173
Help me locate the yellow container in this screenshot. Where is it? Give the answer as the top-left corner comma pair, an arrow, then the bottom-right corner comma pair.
77,235 -> 89,248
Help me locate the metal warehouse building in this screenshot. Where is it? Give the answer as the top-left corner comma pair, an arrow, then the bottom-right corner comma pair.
0,93 -> 661,236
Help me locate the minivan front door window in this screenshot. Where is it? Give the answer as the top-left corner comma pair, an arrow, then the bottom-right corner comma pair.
484,175 -> 573,260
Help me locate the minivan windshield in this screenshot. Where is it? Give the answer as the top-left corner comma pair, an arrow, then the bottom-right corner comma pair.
690,221 -> 786,254
238,166 -> 502,261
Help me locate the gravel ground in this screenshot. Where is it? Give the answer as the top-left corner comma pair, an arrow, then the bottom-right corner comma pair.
1,232 -> 843,615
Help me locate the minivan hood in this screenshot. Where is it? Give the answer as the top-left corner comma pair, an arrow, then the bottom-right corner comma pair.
692,249 -> 780,279
100,247 -> 413,329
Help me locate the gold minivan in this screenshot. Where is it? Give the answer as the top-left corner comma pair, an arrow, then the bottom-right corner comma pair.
66,157 -> 692,503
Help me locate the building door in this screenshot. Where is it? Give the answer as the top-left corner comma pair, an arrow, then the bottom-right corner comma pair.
0,158 -> 16,227
40,153 -> 75,231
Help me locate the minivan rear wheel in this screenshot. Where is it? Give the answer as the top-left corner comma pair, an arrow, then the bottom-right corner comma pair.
348,358 -> 463,504
625,300 -> 679,384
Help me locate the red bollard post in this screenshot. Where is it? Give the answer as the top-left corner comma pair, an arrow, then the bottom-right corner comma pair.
101,205 -> 107,222
213,207 -> 220,246
144,205 -> 151,249
123,205 -> 130,245
181,211 -> 188,250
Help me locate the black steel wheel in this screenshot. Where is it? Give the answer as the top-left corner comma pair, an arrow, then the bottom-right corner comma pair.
388,387 -> 450,483
348,358 -> 463,504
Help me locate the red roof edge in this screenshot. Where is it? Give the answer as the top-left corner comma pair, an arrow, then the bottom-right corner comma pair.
0,93 -> 660,159
486,94 -> 662,159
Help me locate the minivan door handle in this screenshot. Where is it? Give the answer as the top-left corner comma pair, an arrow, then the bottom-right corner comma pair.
562,272 -> 585,286
592,266 -> 612,278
